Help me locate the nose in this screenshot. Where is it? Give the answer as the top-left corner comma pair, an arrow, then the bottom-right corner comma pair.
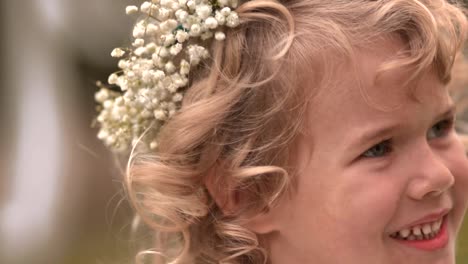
406,142 -> 455,201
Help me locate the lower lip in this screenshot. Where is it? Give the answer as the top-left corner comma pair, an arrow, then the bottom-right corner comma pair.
395,216 -> 449,251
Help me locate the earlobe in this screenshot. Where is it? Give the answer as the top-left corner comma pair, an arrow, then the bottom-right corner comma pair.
244,210 -> 279,235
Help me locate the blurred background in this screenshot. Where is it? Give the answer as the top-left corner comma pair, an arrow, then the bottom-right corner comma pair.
0,1 -> 467,264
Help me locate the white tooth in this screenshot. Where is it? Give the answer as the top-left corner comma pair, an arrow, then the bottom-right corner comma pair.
431,221 -> 440,232
399,229 -> 410,238
422,224 -> 432,235
412,226 -> 422,236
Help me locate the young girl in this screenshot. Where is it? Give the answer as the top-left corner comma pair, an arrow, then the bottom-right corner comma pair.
95,0 -> 468,263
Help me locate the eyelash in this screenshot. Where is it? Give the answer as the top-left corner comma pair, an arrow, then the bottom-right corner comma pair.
361,118 -> 455,158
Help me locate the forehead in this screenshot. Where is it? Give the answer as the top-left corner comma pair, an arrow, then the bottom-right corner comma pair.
304,38 -> 452,138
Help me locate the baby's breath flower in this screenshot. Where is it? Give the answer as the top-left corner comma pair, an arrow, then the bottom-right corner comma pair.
175,9 -> 189,22
133,38 -> 145,47
126,5 -> 139,15
111,48 -> 125,57
186,0 -> 196,10
190,24 -> 202,36
175,30 -> 189,43
196,4 -> 212,19
95,0 -> 241,152
170,43 -> 183,55
108,73 -> 119,84
180,59 -> 190,75
158,7 -> 172,19
215,11 -> 226,25
215,31 -> 226,41
205,17 -> 218,29
133,23 -> 146,38
226,12 -> 240,27
146,24 -> 159,35
165,61 -> 176,73
140,1 -> 153,13
154,109 -> 167,120
220,7 -> 231,16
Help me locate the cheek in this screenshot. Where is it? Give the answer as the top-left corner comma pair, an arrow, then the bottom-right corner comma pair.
335,171 -> 403,235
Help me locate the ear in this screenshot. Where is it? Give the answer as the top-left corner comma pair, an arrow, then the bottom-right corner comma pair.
204,167 -> 280,235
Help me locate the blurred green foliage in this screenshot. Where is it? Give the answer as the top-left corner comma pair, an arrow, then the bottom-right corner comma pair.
459,219 -> 468,263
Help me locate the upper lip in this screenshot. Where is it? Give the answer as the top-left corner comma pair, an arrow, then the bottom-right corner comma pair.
395,208 -> 450,232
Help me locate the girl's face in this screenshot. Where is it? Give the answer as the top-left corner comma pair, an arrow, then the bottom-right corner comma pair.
264,39 -> 468,264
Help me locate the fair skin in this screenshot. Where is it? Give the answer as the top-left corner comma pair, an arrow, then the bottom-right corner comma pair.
248,38 -> 468,263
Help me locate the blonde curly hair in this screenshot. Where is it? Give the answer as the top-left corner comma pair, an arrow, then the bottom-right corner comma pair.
125,0 -> 467,263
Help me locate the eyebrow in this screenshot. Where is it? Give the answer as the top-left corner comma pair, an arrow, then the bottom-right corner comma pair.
346,104 -> 457,152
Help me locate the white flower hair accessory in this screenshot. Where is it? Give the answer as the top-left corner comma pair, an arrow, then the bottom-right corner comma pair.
94,0 -> 240,152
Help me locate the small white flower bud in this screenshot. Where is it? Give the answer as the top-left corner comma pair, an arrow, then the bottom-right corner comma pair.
95,89 -> 109,103
180,60 -> 190,75
196,4 -> 212,19
226,12 -> 240,27
118,59 -> 129,69
178,0 -> 187,6
145,42 -> 157,53
133,25 -> 146,38
126,71 -> 136,80
215,31 -> 226,41
126,5 -> 139,15
165,61 -> 176,73
146,24 -> 159,35
133,38 -> 145,47
215,11 -> 226,25
154,70 -> 166,80
175,9 -> 189,22
172,93 -> 183,102
140,1 -> 152,13
150,141 -> 158,149
220,7 -> 231,16
103,100 -> 113,109
106,135 -> 116,145
163,34 -> 176,46
158,47 -> 170,58
158,7 -> 171,20
134,47 -> 147,56
186,0 -> 196,10
154,109 -> 167,120
97,130 -> 109,140
111,48 -> 125,57
108,73 -> 119,84
175,30 -> 189,43
204,17 -> 218,29
170,43 -> 183,55
160,19 -> 178,32
190,24 -> 201,36
142,71 -> 153,83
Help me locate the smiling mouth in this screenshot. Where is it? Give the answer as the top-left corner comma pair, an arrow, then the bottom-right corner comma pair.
388,215 -> 449,251
390,217 -> 443,241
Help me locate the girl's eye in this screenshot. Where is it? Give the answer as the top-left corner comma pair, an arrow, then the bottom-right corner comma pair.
361,139 -> 392,158
427,118 -> 454,140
